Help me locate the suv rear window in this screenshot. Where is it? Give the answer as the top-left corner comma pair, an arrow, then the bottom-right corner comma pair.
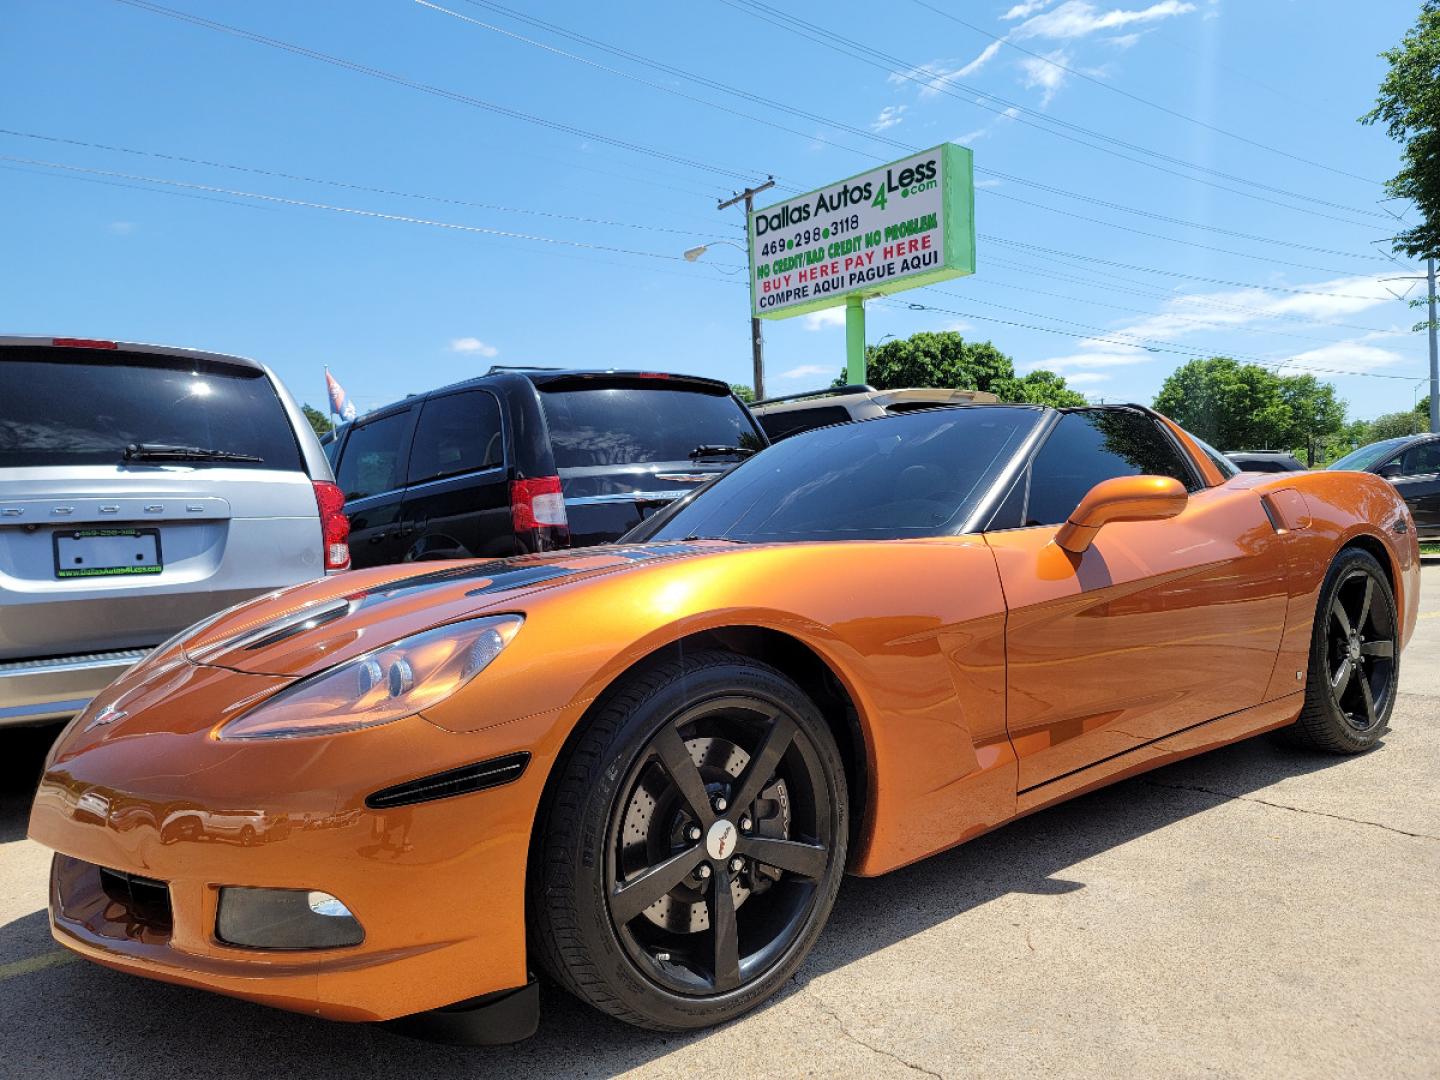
0,348 -> 302,471
757,405 -> 853,442
337,410 -> 412,500
539,386 -> 763,468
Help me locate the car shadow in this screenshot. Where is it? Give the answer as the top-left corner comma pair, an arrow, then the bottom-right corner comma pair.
0,729 -> 1362,1078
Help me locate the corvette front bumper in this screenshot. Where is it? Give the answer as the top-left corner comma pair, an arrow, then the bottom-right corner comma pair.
28,703 -> 574,1026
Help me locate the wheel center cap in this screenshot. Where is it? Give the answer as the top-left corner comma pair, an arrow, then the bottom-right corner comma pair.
1348,637 -> 1362,662
706,819 -> 737,861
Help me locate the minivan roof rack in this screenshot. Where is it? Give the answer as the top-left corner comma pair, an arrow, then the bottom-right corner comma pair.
752,384 -> 875,407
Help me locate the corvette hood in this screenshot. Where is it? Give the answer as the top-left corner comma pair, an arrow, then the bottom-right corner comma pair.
183,541 -> 734,678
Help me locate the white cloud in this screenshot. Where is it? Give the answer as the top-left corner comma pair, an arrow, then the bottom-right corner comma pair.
975,177 -> 1003,188
889,41 -> 1005,99
802,308 -> 848,331
1019,49 -> 1072,106
953,40 -> 1005,79
1003,0 -> 1056,18
871,104 -> 907,131
107,221 -> 137,235
449,337 -> 499,357
1107,32 -> 1143,47
779,364 -> 832,380
941,320 -> 974,332
1062,371 -> 1114,385
955,126 -> 991,145
1013,1 -> 1196,41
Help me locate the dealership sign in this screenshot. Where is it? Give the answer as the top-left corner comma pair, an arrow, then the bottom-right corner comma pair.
748,143 -> 975,320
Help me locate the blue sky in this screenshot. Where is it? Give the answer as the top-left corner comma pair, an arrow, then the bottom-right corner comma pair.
4,0 -> 1432,421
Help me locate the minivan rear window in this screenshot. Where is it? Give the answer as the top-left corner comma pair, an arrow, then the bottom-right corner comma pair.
0,348 -> 303,471
539,386 -> 763,469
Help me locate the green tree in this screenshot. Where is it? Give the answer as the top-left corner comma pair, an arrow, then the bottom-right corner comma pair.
302,404 -> 334,437
832,330 -> 1085,405
1361,1 -> 1440,259
1367,410 -> 1426,441
730,383 -> 756,404
992,369 -> 1087,408
1152,357 -> 1348,462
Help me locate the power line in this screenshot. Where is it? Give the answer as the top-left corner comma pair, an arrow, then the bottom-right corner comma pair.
905,0 -> 1381,187
427,0 -> 1387,271
107,0 -> 772,185
983,254 -> 1404,336
968,267 -> 1410,348
982,236 -> 1391,300
0,128 -> 738,238
890,296 -> 1425,380
980,187 -> 1377,276
2,155 -> 752,271
719,0 -> 1389,224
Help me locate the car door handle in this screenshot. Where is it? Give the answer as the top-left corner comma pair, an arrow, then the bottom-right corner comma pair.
368,532 -> 387,544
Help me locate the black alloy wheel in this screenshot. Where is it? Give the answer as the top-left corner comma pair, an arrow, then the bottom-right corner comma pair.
1324,567 -> 1397,732
531,650 -> 847,1031
1288,548 -> 1400,754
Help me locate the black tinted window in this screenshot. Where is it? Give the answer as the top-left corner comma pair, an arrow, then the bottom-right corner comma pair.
408,391 -> 503,485
1401,441 -> 1440,476
0,349 -> 302,471
1026,409 -> 1197,527
337,411 -> 411,500
539,386 -> 762,468
646,407 -> 1041,543
757,405 -> 854,442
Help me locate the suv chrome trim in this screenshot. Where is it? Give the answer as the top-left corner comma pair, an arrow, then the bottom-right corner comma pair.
564,490 -> 696,506
0,648 -> 150,675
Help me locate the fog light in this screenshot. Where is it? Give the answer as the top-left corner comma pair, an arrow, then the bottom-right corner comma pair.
216,887 -> 364,950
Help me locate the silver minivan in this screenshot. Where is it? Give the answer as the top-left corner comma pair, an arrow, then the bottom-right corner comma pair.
0,336 -> 349,727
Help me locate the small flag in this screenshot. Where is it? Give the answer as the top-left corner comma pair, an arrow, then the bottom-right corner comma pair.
325,368 -> 358,421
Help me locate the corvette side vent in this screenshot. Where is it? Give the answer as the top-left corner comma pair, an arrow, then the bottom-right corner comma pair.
365,752 -> 531,810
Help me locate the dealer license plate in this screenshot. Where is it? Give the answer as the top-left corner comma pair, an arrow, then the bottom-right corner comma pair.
53,528 -> 163,579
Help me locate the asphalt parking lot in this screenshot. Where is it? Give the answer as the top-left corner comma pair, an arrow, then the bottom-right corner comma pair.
2,561 -> 1436,1079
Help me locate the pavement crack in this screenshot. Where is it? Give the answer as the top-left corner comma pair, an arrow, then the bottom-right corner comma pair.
809,995 -> 944,1079
1142,779 -> 1440,841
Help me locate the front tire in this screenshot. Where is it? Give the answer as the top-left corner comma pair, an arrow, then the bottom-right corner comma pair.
1287,548 -> 1399,754
530,649 -> 848,1031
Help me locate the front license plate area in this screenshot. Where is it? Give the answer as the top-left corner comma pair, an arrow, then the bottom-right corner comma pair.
53,528 -> 163,579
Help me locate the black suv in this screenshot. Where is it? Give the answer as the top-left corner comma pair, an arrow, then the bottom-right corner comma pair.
326,368 -> 767,567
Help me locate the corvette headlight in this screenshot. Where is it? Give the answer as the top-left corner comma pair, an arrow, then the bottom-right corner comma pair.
217,615 -> 523,740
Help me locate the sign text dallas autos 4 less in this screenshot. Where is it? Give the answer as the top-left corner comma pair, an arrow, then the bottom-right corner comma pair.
749,143 -> 975,320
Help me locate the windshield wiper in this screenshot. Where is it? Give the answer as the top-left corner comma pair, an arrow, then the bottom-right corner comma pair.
123,443 -> 264,464
688,444 -> 756,461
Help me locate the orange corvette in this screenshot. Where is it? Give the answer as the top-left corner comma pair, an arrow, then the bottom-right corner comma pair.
29,404 -> 1419,1043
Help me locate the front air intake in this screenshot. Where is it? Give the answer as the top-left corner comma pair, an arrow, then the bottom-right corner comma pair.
365,752 -> 531,810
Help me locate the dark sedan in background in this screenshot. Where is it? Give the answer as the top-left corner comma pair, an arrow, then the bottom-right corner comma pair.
1329,433 -> 1440,540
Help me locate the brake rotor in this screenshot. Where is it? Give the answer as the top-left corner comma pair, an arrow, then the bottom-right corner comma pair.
620,735 -> 791,934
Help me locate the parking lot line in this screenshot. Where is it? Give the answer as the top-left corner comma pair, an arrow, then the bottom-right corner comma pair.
0,949 -> 78,982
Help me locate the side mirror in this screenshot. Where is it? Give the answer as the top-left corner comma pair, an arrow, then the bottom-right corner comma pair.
1055,475 -> 1189,554
1376,462 -> 1403,480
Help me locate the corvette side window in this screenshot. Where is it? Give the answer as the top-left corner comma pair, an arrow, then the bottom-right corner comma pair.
1025,409 -> 1198,528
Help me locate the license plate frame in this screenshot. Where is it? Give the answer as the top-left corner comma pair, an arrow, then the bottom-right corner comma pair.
53,527 -> 164,580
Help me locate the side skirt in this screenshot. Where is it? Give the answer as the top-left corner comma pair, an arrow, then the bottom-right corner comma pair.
1014,692 -> 1303,817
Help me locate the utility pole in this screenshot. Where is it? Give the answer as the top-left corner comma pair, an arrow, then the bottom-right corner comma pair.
1428,257 -> 1438,433
719,178 -> 775,400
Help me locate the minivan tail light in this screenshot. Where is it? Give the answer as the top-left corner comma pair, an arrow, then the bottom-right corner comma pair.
511,476 -> 568,530
312,481 -> 351,571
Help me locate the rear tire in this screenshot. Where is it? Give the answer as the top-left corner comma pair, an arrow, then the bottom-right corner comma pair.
1286,548 -> 1399,754
529,649 -> 847,1031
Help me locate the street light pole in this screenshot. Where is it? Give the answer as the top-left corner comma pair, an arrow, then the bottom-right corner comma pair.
719,178 -> 775,400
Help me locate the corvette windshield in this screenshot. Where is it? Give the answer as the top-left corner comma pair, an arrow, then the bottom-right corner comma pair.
644,406 -> 1043,543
